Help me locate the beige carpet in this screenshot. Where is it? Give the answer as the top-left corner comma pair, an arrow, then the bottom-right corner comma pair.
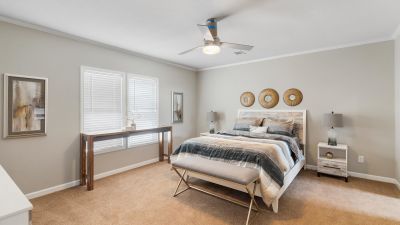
32,162 -> 400,225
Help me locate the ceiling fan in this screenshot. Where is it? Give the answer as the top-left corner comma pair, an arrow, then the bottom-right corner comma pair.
179,18 -> 254,55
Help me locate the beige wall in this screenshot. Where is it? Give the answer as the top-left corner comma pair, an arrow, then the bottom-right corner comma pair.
0,20 -> 397,195
0,21 -> 197,194
395,34 -> 400,183
197,41 -> 395,178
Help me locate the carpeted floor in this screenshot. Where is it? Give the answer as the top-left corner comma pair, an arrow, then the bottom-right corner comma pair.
31,162 -> 400,225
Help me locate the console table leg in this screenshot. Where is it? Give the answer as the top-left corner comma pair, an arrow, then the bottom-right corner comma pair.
80,134 -> 86,186
168,130 -> 173,163
87,137 -> 94,191
159,132 -> 164,162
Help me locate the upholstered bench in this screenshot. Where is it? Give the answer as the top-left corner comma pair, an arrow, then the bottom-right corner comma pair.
171,157 -> 259,225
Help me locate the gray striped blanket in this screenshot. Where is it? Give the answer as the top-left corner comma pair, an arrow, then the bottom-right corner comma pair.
172,133 -> 302,205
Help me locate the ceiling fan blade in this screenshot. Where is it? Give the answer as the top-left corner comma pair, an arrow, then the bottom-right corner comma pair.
197,24 -> 214,41
214,15 -> 228,22
178,46 -> 202,55
213,0 -> 264,22
221,42 -> 254,51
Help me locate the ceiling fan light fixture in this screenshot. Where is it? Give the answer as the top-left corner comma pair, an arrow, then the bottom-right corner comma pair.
202,45 -> 221,55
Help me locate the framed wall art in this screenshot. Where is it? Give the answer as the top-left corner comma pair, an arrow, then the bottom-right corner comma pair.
172,91 -> 183,123
3,73 -> 48,138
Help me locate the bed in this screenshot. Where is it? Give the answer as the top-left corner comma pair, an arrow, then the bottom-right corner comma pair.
171,109 -> 306,224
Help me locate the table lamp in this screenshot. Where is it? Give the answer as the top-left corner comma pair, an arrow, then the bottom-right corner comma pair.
207,111 -> 217,134
324,111 -> 343,146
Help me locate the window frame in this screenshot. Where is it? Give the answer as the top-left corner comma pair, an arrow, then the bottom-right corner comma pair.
80,66 -> 159,155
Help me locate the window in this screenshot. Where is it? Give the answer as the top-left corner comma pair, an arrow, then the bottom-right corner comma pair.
81,66 -> 159,153
127,75 -> 159,147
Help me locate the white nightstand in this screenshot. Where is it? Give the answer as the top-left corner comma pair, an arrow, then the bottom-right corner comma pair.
317,142 -> 348,182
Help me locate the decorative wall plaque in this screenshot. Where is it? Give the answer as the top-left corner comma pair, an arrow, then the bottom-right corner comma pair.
240,92 -> 255,107
258,88 -> 279,109
283,88 -> 303,106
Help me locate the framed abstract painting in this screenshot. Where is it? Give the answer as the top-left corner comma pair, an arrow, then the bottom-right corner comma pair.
172,91 -> 183,123
3,73 -> 48,138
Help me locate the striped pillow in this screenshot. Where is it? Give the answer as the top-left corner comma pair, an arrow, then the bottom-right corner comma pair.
233,117 -> 263,131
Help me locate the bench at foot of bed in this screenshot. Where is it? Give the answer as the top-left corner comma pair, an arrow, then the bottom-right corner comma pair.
172,157 -> 261,225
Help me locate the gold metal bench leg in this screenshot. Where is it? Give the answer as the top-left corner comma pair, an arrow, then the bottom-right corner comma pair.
173,168 -> 191,197
246,182 -> 260,210
245,181 -> 259,225
172,168 -> 260,225
245,197 -> 254,225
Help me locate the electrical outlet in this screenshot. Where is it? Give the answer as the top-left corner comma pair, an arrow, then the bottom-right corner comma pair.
358,155 -> 364,163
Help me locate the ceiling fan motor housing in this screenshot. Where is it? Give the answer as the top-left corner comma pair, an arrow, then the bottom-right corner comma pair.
207,18 -> 218,41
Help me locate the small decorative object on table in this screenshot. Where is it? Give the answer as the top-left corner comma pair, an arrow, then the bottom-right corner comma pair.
325,152 -> 334,159
126,119 -> 136,131
323,111 -> 343,146
207,111 -> 217,134
317,142 -> 348,182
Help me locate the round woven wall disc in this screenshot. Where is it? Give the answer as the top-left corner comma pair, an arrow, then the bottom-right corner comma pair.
258,88 -> 279,108
283,88 -> 303,106
240,92 -> 255,107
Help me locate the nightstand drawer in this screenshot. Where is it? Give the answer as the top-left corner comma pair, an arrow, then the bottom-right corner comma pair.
318,159 -> 346,169
318,165 -> 347,177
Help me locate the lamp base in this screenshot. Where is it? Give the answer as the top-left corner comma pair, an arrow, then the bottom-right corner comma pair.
209,122 -> 215,134
327,127 -> 337,146
328,138 -> 337,146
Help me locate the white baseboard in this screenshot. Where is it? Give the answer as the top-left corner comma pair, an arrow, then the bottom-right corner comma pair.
93,157 -> 159,180
26,157 -> 159,199
306,164 -> 400,188
25,180 -> 80,199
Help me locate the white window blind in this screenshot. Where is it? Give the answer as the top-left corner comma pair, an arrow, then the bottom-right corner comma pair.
127,75 -> 159,147
81,67 -> 125,152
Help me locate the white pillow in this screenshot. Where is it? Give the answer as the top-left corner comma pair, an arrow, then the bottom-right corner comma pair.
249,125 -> 267,134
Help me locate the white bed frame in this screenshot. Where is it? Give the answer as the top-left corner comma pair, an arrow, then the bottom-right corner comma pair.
187,109 -> 307,213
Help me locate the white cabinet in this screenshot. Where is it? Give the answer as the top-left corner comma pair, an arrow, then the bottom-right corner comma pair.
317,142 -> 348,182
0,165 -> 32,225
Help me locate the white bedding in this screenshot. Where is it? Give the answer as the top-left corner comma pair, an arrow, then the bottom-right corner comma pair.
173,133 -> 303,205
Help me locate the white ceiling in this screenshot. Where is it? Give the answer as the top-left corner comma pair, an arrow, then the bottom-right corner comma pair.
1,0 -> 400,70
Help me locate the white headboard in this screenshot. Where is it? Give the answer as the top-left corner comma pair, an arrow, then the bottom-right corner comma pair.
237,109 -> 307,156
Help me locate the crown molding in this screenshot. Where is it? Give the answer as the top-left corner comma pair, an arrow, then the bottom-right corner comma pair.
198,38 -> 393,71
1,15 -> 397,73
0,15 -> 197,72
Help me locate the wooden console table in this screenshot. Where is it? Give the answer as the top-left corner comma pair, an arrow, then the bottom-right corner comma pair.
80,126 -> 172,191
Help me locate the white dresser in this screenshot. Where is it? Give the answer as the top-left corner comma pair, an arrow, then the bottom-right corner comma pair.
0,165 -> 32,225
